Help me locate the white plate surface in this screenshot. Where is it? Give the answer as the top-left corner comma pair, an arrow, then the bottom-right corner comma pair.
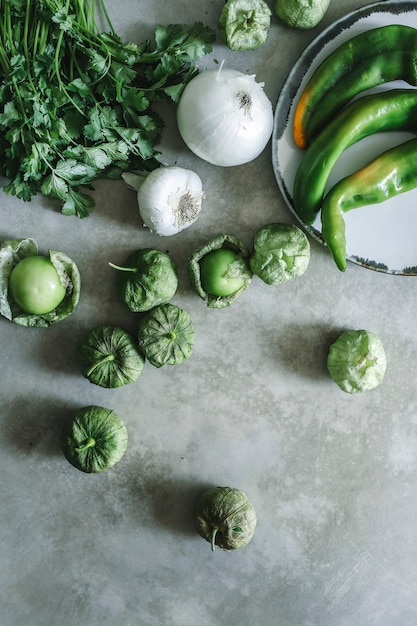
272,1 -> 417,274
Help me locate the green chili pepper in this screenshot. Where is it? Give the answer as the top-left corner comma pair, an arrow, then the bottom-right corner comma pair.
321,137 -> 417,271
293,89 -> 417,226
293,25 -> 417,149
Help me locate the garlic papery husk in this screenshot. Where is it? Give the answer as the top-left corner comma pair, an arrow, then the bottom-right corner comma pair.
123,166 -> 204,236
176,65 -> 274,167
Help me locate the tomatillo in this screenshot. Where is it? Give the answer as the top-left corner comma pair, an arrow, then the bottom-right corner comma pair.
9,255 -> 67,315
188,233 -> 253,308
199,248 -> 246,297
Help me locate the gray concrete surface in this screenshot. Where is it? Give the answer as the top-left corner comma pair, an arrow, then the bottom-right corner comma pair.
2,1 -> 417,625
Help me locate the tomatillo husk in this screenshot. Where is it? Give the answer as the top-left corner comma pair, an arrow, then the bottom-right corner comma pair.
61,405 -> 128,473
79,325 -> 145,388
327,329 -> 387,393
137,303 -> 195,367
188,233 -> 253,308
195,486 -> 257,551
219,0 -> 272,51
250,223 -> 310,284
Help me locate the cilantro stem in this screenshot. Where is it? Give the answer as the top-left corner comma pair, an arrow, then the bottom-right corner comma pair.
11,79 -> 29,124
4,3 -> 16,56
53,0 -> 69,82
23,0 -> 31,56
76,0 -> 89,30
22,0 -> 38,95
0,0 -> 214,217
36,22 -> 50,56
0,38 -> 8,74
96,0 -> 116,34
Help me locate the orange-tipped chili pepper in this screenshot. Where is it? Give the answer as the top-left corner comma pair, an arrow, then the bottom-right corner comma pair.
292,89 -> 417,226
293,25 -> 417,150
321,137 -> 417,271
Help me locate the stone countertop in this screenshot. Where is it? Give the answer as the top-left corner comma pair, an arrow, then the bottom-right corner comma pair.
2,1 -> 417,625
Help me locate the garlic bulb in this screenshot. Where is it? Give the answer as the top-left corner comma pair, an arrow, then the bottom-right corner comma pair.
122,166 -> 204,236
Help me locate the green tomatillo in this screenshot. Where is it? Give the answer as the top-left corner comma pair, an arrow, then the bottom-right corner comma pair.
250,223 -> 310,284
275,0 -> 330,30
9,255 -> 66,315
61,405 -> 128,473
195,486 -> 257,552
219,0 -> 272,51
0,238 -> 80,327
79,325 -> 146,388
327,329 -> 387,393
188,233 -> 253,308
200,248 -> 247,297
137,303 -> 194,368
109,248 -> 178,313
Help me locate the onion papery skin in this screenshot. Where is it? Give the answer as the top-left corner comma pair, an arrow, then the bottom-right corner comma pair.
176,68 -> 274,167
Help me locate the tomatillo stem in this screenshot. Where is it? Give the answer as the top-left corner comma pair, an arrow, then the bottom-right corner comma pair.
108,262 -> 137,273
75,437 -> 96,452
86,353 -> 115,377
210,527 -> 218,552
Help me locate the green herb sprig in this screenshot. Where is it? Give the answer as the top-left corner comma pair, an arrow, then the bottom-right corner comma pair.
0,0 -> 215,217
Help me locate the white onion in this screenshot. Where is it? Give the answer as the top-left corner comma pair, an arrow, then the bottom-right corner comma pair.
122,166 -> 204,236
176,65 -> 274,167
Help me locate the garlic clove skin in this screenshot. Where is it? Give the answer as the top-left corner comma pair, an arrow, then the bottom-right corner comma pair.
137,166 -> 204,236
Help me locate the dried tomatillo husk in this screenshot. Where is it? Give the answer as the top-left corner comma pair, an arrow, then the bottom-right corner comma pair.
61,405 -> 128,473
109,248 -> 178,313
195,486 -> 257,551
249,223 -> 310,284
137,303 -> 194,368
327,329 -> 387,394
79,325 -> 145,388
219,0 -> 271,50
188,233 -> 252,309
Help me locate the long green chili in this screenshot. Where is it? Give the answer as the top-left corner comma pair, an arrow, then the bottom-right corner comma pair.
293,24 -> 417,149
321,137 -> 417,271
293,89 -> 417,226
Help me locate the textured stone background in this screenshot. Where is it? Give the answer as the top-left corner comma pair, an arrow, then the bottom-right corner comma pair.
2,1 -> 417,625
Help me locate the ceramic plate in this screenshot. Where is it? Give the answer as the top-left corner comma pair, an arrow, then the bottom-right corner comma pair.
272,1 -> 417,274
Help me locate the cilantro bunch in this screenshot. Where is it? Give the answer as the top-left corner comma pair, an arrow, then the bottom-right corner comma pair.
0,0 -> 215,217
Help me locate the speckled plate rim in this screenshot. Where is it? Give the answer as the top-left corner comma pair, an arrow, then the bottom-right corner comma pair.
272,1 -> 417,275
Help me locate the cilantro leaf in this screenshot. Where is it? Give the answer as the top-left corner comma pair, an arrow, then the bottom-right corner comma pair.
61,190 -> 95,218
53,159 -> 98,184
0,1 -> 215,217
154,23 -> 215,60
